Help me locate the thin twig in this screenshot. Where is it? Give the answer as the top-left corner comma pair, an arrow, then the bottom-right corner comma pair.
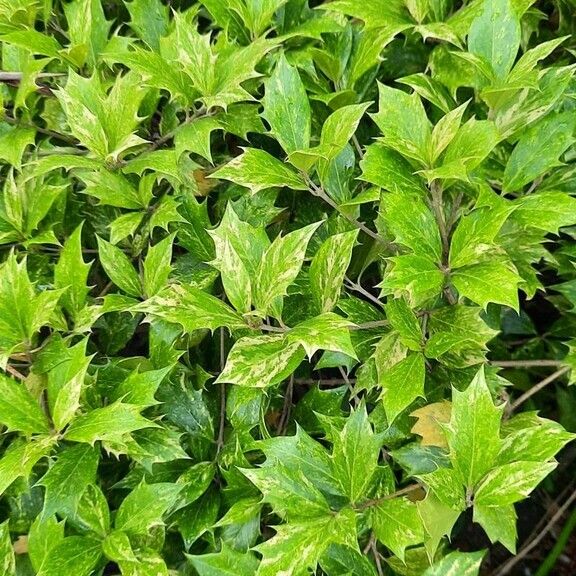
4,115 -> 78,145
371,539 -> 384,576
345,277 -> 385,309
354,484 -> 422,511
509,366 -> 570,412
305,175 -> 382,242
277,375 -> 294,435
352,134 -> 364,159
4,364 -> 26,380
429,180 -> 449,262
492,487 -> 576,576
491,359 -> 565,368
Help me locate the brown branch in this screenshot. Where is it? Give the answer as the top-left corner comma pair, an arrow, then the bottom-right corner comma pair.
4,364 -> 26,381
354,484 -> 422,511
217,328 -> 227,454
509,366 -> 570,412
491,359 -> 565,368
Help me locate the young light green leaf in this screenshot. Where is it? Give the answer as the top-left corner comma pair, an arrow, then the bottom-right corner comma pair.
372,498 -> 424,562
255,508 -> 358,576
36,536 -> 103,576
331,404 -> 381,503
360,145 -> 426,195
371,84 -> 432,165
64,402 -> 158,445
385,297 -> 422,351
503,113 -> 576,192
0,372 -> 50,434
0,437 -> 55,497
0,520 -> 15,576
475,461 -> 557,506
446,366 -> 503,488
262,53 -> 311,154
254,221 -> 322,317
473,504 -> 517,553
381,192 -> 442,262
309,230 -> 358,313
217,335 -> 305,388
97,236 -> 141,297
423,550 -> 485,576
143,233 -> 174,298
379,352 -> 426,423
134,284 -> 247,333
468,0 -> 520,79
210,148 -> 308,194
28,516 -> 65,573
511,192 -> 576,234
287,313 -> 356,359
188,542 -> 260,576
47,338 -> 92,431
38,444 -> 99,520
451,259 -> 521,310
55,224 -> 92,319
115,482 -> 181,535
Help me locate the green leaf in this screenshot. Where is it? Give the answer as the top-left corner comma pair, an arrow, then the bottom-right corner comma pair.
449,202 -> 515,269
451,259 -> 521,310
423,550 -> 485,576
511,191 -> 576,234
446,366 -> 503,488
188,542 -> 259,576
73,483 -> 111,537
321,0 -> 411,31
287,313 -> 356,359
360,145 -> 426,195
331,404 -> 381,503
468,0 -> 520,80
254,221 -> 322,317
381,192 -> 442,261
0,436 -> 55,497
372,498 -> 424,561
97,236 -> 141,297
64,402 -> 158,445
429,102 -> 469,163
110,366 -> 171,407
379,352 -> 426,423
217,335 -> 305,388
55,224 -> 92,319
475,461 -> 557,506
0,125 -> 35,169
380,254 -> 445,307
473,504 -> 517,553
38,444 -> 99,519
309,230 -> 358,313
28,516 -> 65,573
0,253 -> 63,367
0,372 -> 50,434
47,338 -> 92,431
36,536 -> 102,576
103,530 -> 169,576
372,84 -> 432,165
135,285 -> 246,333
126,0 -> 169,50
115,482 -> 181,535
143,233 -> 174,298
289,103 -> 371,171
262,54 -> 311,154
0,520 -> 15,576
503,113 -> 576,192
498,412 -> 575,465
255,508 -> 358,576
385,297 -> 422,351
211,148 -> 308,194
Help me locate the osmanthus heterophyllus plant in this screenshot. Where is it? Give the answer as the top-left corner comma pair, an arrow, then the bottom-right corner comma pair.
0,0 -> 575,575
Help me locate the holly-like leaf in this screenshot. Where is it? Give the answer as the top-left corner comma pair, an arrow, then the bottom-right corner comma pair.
217,335 -> 305,388
511,192 -> 576,234
423,550 -> 485,576
309,230 -> 358,313
0,372 -> 50,434
254,221 -> 322,317
503,113 -> 576,192
385,297 -> 422,351
211,148 -> 308,195
38,444 -> 99,519
97,236 -> 141,297
35,536 -> 103,576
0,520 -> 15,576
188,542 -> 259,576
262,54 -> 311,154
468,0 -> 520,80
446,367 -> 503,488
473,503 -> 517,553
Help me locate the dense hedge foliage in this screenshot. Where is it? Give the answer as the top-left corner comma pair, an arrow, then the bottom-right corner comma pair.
1,0 -> 576,574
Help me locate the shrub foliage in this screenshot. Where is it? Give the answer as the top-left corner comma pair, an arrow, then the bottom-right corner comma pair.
0,0 -> 575,574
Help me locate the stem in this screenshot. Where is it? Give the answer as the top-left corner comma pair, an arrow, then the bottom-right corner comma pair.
4,115 -> 78,145
509,366 -> 570,412
277,375 -> 294,435
430,180 -> 449,262
344,277 -> 385,309
216,328 -> 226,454
305,175 -> 382,242
354,484 -> 422,511
5,364 -> 25,380
492,359 -> 564,368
